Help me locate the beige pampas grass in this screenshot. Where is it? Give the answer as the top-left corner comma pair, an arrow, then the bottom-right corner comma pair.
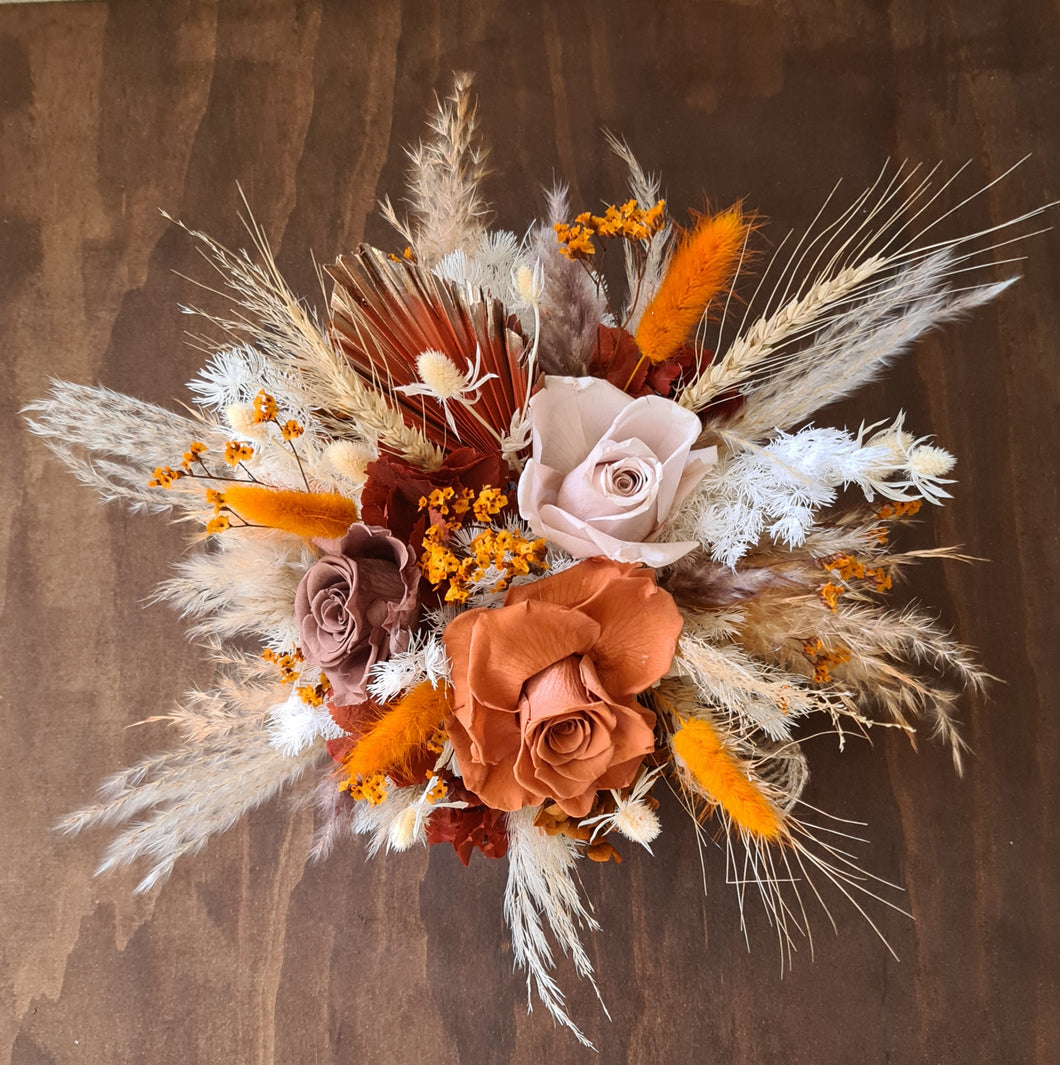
380,72 -> 490,266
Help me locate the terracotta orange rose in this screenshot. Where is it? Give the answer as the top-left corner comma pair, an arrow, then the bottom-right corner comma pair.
442,558 -> 683,817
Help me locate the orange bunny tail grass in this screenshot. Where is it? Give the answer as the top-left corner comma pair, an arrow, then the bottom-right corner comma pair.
341,681 -> 452,784
671,715 -> 786,843
634,205 -> 750,364
221,484 -> 359,539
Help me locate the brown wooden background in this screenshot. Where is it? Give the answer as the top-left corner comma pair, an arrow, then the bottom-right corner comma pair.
3,1 -> 1058,1062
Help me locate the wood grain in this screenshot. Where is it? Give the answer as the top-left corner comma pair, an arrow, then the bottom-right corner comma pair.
2,1 -> 1057,1062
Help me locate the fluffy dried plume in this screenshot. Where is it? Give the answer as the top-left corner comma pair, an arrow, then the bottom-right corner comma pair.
222,484 -> 359,539
380,72 -> 491,266
339,681 -> 451,782
504,808 -> 605,1048
670,714 -> 787,842
22,381 -> 228,514
530,185 -> 610,376
58,684 -> 322,893
635,205 -> 749,364
154,529 -> 315,648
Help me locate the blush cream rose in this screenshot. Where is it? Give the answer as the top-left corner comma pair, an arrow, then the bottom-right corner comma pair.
517,376 -> 717,567
442,558 -> 683,817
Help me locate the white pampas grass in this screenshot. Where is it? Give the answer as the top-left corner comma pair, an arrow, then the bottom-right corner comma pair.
380,72 -> 490,266
504,808 -> 604,1048
726,251 -> 1013,438
22,381 -> 226,514
675,626 -> 844,742
155,530 -> 315,647
58,679 -> 322,893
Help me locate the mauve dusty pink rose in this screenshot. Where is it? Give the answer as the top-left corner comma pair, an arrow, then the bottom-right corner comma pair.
295,524 -> 419,705
443,558 -> 683,817
516,376 -> 716,566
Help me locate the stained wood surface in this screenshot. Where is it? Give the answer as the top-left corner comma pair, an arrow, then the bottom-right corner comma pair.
2,2 -> 1058,1062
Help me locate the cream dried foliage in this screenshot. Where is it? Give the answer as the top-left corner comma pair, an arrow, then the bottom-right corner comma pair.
380,72 -> 491,267
155,529 -> 314,648
168,208 -> 441,469
59,676 -> 322,893
605,132 -> 673,333
675,622 -> 848,741
504,807 -> 604,1050
734,590 -> 984,770
23,381 -> 230,515
678,160 -> 1046,432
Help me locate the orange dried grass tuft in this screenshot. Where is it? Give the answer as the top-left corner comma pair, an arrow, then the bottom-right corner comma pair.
342,681 -> 452,782
222,484 -> 359,539
672,716 -> 785,842
634,206 -> 749,364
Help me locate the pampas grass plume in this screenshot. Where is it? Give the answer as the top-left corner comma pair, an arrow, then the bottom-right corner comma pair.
223,484 -> 359,539
672,716 -> 785,841
635,205 -> 747,364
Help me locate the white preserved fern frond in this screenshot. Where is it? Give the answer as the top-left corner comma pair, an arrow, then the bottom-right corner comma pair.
365,631 -> 451,704
268,688 -> 345,756
686,413 -> 957,567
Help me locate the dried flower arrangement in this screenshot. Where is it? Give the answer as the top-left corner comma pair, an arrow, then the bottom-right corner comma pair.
25,75 -> 1043,1045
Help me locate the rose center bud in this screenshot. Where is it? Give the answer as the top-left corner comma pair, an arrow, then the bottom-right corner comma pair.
546,717 -> 589,755
597,456 -> 658,502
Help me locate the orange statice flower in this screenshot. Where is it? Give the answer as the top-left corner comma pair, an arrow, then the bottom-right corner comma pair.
223,441 -> 255,466
253,390 -> 278,423
555,199 -> 666,260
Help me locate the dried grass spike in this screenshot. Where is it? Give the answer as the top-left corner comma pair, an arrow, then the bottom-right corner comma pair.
222,484 -> 359,539
672,716 -> 786,842
341,681 -> 452,783
635,205 -> 748,364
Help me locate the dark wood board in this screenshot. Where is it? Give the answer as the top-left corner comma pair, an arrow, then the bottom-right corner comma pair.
2,1 -> 1057,1062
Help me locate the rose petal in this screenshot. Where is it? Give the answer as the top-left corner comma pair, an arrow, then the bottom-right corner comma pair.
446,601 -> 601,714
530,376 -> 634,471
